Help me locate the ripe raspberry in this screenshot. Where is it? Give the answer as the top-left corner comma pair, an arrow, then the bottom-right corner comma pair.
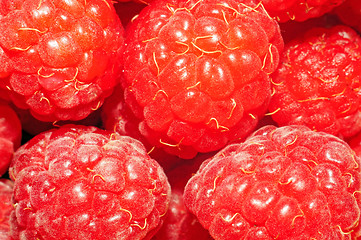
0,179 -> 13,239
121,0 -> 283,158
0,0 -> 124,122
0,101 -> 22,176
334,0 -> 361,33
268,25 -> 361,138
261,0 -> 345,23
184,125 -> 361,239
9,125 -> 171,240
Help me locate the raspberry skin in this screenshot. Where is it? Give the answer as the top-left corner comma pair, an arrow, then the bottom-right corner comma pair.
9,125 -> 171,240
121,0 -> 283,158
261,0 -> 345,23
268,25 -> 361,138
0,101 -> 22,176
0,0 -> 124,122
184,125 -> 361,239
101,85 -> 181,170
0,179 -> 13,239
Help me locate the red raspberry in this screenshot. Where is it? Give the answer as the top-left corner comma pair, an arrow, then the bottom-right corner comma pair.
184,125 -> 361,239
0,179 -> 13,239
334,0 -> 361,33
9,125 -> 170,240
0,0 -> 124,122
262,0 -> 345,22
268,25 -> 361,138
0,101 -> 21,176
121,0 -> 283,158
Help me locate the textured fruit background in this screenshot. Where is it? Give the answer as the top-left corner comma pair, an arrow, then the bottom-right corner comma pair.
1,0 -> 361,239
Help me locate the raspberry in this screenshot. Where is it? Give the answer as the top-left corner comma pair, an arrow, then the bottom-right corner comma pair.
268,25 -> 361,138
9,125 -> 171,240
0,179 -> 13,239
261,0 -> 345,23
184,125 -> 361,239
121,0 -> 283,158
334,0 -> 361,33
0,0 -> 124,122
0,101 -> 22,176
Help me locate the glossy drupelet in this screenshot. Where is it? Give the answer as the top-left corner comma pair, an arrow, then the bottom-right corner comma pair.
0,101 -> 21,176
9,125 -> 171,240
261,0 -> 345,22
268,25 -> 361,138
0,0 -> 124,122
184,125 -> 361,239
120,0 -> 283,158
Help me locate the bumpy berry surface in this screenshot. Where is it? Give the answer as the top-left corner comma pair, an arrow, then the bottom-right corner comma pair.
268,25 -> 361,138
9,125 -> 170,240
334,0 -> 361,33
184,125 -> 361,239
262,0 -> 345,23
0,101 -> 21,176
101,85 -> 181,171
0,179 -> 13,239
0,0 -> 124,122
121,0 -> 283,158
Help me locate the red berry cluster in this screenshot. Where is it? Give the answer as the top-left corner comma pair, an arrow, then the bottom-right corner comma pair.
0,0 -> 361,239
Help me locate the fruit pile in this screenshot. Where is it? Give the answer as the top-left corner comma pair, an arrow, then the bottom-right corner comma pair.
0,0 -> 361,239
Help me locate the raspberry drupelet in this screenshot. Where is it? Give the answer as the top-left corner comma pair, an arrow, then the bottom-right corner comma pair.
0,0 -> 124,122
268,25 -> 361,138
9,125 -> 171,240
120,0 -> 284,159
0,101 -> 22,176
184,125 -> 361,239
261,0 -> 345,23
